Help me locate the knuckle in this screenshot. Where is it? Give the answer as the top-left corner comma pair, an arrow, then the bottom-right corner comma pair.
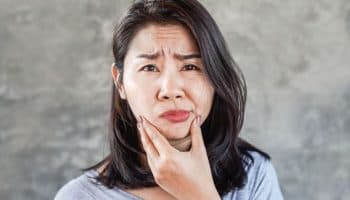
153,171 -> 165,183
159,157 -> 175,171
158,157 -> 168,167
153,157 -> 178,183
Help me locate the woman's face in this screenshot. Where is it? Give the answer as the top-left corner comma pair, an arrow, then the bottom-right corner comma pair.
112,23 -> 215,140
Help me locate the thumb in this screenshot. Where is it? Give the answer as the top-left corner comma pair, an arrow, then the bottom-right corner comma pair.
190,115 -> 205,152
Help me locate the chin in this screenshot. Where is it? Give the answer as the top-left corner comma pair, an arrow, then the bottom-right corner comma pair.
160,126 -> 190,140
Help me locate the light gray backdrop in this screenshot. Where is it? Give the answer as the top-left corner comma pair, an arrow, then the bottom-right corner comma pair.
1,0 -> 349,199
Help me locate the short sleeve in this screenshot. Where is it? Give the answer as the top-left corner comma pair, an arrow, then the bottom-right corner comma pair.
250,158 -> 284,200
54,179 -> 94,200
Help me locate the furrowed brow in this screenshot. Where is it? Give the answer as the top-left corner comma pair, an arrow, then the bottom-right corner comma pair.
137,52 -> 160,60
136,52 -> 201,60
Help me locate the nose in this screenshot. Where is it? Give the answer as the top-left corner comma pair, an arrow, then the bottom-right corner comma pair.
157,72 -> 185,101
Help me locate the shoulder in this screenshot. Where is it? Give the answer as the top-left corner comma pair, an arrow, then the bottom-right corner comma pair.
245,150 -> 273,177
223,151 -> 284,200
54,172 -> 96,200
244,151 -> 279,184
244,151 -> 284,199
54,170 -> 137,200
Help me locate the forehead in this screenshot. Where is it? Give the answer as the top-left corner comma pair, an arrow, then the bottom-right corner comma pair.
127,23 -> 199,55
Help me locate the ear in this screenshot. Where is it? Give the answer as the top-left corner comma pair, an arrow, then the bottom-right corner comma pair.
111,63 -> 126,99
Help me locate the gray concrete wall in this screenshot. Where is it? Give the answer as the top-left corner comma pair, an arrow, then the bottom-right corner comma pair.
1,0 -> 349,199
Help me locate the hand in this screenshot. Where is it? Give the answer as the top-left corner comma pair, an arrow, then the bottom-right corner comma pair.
137,115 -> 221,200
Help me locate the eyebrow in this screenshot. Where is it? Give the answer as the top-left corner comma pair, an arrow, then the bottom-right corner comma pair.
137,52 -> 201,60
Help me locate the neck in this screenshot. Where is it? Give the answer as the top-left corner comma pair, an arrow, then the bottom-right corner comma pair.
138,134 -> 192,170
168,134 -> 192,151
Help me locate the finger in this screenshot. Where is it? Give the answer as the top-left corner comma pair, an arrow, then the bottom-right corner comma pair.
142,116 -> 173,156
137,118 -> 159,158
190,115 -> 206,152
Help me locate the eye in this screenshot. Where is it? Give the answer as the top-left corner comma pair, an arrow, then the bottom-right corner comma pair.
140,64 -> 159,72
183,64 -> 200,71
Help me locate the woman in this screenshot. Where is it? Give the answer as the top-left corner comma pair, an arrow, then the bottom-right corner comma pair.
55,0 -> 283,199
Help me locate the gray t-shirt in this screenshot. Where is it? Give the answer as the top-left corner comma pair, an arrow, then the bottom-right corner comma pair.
54,151 -> 283,200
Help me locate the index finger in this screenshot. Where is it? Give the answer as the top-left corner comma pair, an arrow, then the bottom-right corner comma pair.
142,117 -> 174,157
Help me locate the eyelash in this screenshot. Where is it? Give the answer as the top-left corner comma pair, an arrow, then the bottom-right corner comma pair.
140,64 -> 200,72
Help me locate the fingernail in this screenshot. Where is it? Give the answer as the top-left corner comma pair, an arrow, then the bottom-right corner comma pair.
137,122 -> 141,129
137,123 -> 141,130
196,115 -> 201,125
136,116 -> 143,129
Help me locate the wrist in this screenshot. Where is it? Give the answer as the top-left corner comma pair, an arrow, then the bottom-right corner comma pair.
199,188 -> 220,200
207,192 -> 221,200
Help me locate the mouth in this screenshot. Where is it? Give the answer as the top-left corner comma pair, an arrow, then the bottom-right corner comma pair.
160,109 -> 191,123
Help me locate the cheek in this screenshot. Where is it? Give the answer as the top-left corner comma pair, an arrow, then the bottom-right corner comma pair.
122,77 -> 155,114
187,77 -> 215,112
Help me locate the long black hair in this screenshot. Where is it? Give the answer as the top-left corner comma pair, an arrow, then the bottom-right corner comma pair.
84,0 -> 269,196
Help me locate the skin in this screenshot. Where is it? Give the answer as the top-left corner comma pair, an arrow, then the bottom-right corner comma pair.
111,23 -> 220,199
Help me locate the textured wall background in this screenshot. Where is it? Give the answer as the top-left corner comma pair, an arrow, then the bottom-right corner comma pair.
1,0 -> 349,199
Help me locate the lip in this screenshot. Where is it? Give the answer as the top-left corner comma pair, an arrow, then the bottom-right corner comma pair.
160,109 -> 191,123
